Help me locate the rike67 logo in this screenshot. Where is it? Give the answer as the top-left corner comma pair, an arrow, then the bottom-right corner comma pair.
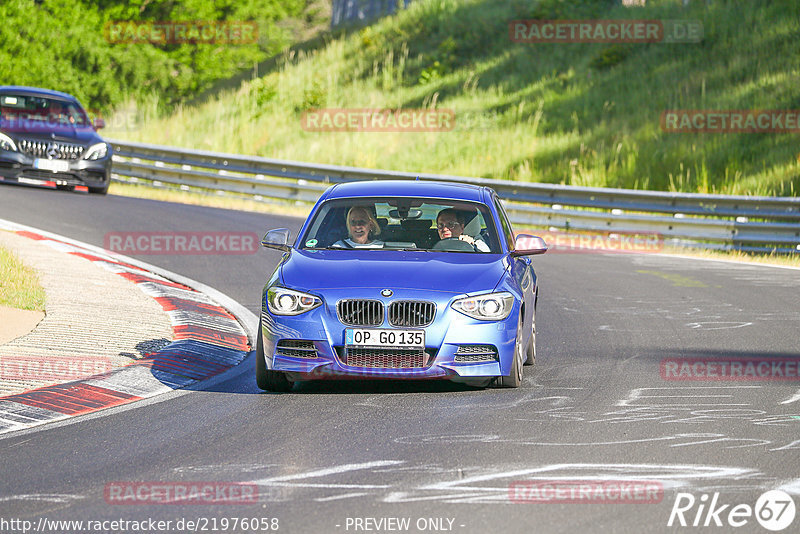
668,490 -> 796,531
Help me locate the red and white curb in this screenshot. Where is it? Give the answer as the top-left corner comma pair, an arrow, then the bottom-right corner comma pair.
0,220 -> 256,435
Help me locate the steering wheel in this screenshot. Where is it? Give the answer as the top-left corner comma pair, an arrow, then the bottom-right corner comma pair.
431,238 -> 475,252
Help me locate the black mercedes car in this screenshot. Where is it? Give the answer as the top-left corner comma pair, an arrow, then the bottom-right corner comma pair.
0,86 -> 111,194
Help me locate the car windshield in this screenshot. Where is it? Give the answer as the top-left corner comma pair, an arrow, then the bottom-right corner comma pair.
299,197 -> 501,253
0,94 -> 91,129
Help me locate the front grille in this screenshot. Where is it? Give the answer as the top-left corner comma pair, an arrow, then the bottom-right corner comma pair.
388,300 -> 435,327
454,344 -> 498,363
17,138 -> 85,160
344,347 -> 427,368
337,299 -> 383,326
275,339 -> 317,359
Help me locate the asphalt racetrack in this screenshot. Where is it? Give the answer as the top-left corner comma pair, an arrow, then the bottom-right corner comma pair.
1,185 -> 799,533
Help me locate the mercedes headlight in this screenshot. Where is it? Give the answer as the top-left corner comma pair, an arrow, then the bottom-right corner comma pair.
83,142 -> 108,160
0,132 -> 17,152
452,291 -> 514,321
267,287 -> 322,316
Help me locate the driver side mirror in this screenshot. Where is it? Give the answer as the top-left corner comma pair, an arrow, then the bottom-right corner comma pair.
93,117 -> 106,129
261,228 -> 291,252
511,234 -> 547,256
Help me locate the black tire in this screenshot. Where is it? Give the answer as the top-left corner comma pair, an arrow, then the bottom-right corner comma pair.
255,321 -> 293,392
524,313 -> 536,366
497,314 -> 524,388
89,183 -> 109,195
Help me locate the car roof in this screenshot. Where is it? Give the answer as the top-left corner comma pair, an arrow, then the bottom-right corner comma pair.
324,180 -> 490,203
0,86 -> 78,102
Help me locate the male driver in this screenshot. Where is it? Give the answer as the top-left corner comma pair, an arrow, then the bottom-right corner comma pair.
436,208 -> 490,252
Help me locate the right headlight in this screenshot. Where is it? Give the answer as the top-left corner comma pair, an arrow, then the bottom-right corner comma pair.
0,132 -> 17,152
267,287 -> 322,316
83,142 -> 108,160
452,291 -> 514,321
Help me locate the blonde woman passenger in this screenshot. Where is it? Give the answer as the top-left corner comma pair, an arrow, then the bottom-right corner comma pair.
333,206 -> 384,248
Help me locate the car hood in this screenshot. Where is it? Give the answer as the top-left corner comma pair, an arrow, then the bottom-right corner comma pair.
1,122 -> 101,144
281,249 -> 508,294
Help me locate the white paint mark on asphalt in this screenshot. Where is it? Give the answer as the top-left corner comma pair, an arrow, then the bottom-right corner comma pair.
371,465 -> 454,474
263,482 -> 391,489
430,463 -> 755,489
384,491 -> 501,504
685,321 -> 753,330
394,435 -> 502,444
781,390 -> 800,405
668,435 -> 771,448
250,460 -> 404,485
770,439 -> 800,451
616,386 -> 760,407
776,478 -> 800,495
394,433 -> 767,449
0,494 -> 84,503
172,463 -> 279,474
314,492 -> 371,502
381,463 -> 759,504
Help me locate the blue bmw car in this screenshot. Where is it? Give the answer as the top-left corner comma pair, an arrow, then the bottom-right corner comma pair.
257,180 -> 546,391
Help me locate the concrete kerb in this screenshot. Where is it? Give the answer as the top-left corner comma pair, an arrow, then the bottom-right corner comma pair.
0,218 -> 258,435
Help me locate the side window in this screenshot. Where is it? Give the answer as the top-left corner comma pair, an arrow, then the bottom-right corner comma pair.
493,197 -> 515,250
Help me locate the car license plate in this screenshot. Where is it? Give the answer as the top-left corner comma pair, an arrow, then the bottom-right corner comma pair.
345,328 -> 424,349
34,158 -> 70,172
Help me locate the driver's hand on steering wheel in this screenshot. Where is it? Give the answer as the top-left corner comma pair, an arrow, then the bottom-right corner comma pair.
458,234 -> 476,245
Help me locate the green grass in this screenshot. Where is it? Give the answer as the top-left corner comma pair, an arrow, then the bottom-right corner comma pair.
105,0 -> 800,196
0,244 -> 46,311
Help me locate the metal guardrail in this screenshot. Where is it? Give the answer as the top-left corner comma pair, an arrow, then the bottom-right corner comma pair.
109,139 -> 800,253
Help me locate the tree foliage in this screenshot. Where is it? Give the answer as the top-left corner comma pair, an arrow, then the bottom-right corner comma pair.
0,0 -> 306,111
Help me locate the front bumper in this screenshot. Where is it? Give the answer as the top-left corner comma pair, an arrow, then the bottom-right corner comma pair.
0,149 -> 111,189
260,288 -> 520,382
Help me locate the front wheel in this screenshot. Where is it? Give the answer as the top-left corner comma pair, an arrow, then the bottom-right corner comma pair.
497,314 -> 524,388
255,320 -> 293,392
524,314 -> 536,367
89,183 -> 109,195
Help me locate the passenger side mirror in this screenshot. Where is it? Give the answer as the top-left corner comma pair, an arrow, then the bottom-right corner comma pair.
511,234 -> 547,256
93,117 -> 106,129
261,228 -> 291,252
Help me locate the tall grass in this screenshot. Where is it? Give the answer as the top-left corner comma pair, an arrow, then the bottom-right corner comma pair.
106,0 -> 800,195
0,245 -> 46,311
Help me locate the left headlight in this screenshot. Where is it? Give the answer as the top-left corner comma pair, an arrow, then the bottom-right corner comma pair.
452,291 -> 515,321
83,142 -> 108,161
0,132 -> 17,152
267,287 -> 322,316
